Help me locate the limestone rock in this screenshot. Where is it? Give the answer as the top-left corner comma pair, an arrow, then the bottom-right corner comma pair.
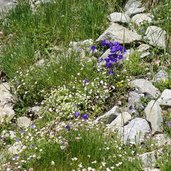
144,168 -> 160,171
0,106 -> 15,123
137,44 -> 151,52
145,100 -> 163,133
153,70 -> 168,83
145,26 -> 167,49
152,134 -> 171,147
94,106 -> 121,124
132,13 -> 153,25
0,82 -> 14,106
109,12 -> 131,23
124,0 -> 145,16
107,112 -> 131,131
139,151 -> 156,167
126,91 -> 144,115
130,79 -> 160,98
157,89 -> 171,106
17,116 -> 31,128
8,142 -> 23,155
96,23 -> 142,44
119,118 -> 151,144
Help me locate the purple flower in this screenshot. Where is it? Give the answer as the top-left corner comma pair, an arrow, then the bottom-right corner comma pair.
167,121 -> 171,127
108,70 -> 114,75
74,111 -> 80,118
30,144 -> 35,149
101,40 -> 110,47
30,123 -> 36,129
98,57 -> 103,63
83,78 -> 89,83
106,62 -> 112,68
20,130 -> 26,134
65,125 -> 71,131
15,138 -> 20,142
91,45 -> 97,52
82,114 -> 89,120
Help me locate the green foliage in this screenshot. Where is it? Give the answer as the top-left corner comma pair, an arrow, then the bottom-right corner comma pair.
124,50 -> 146,76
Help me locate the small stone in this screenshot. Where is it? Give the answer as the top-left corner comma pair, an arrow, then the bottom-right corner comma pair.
139,151 -> 156,167
107,112 -> 131,131
157,89 -> 171,106
145,100 -> 163,133
145,26 -> 167,49
109,12 -> 131,23
0,106 -> 15,123
132,13 -> 153,25
152,134 -> 171,147
124,0 -> 145,16
17,116 -> 31,128
137,44 -> 151,52
144,168 -> 160,171
130,79 -> 160,98
119,118 -> 151,144
8,142 -> 23,155
94,106 -> 121,124
153,70 -> 168,83
96,23 -> 142,44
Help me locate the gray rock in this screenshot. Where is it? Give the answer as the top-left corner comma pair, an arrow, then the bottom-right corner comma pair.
17,116 -> 31,128
0,82 -> 14,106
0,0 -> 16,11
96,23 -> 142,44
137,44 -> 151,52
152,134 -> 171,147
145,100 -> 163,133
140,51 -> 151,58
132,13 -> 153,26
0,106 -> 15,123
144,168 -> 160,171
157,89 -> 171,106
130,79 -> 160,98
153,70 -> 168,83
8,142 -> 23,155
94,106 -> 121,124
145,26 -> 167,49
107,112 -> 131,131
126,91 -> 144,115
119,118 -> 151,144
139,151 -> 156,167
109,12 -> 131,23
29,105 -> 41,115
124,0 -> 145,16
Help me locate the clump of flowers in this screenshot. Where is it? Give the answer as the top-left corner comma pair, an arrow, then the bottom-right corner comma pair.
91,40 -> 126,75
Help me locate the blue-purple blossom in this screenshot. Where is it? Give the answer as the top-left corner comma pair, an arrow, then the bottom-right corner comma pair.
15,138 -> 20,142
108,70 -> 114,75
82,114 -> 89,120
91,45 -> 97,52
30,144 -> 35,149
20,130 -> 26,134
83,78 -> 89,83
167,121 -> 171,127
74,111 -> 80,118
30,123 -> 36,129
65,125 -> 71,131
101,40 -> 110,47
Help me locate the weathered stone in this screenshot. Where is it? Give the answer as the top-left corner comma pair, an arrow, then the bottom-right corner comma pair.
144,168 -> 160,171
139,151 -> 156,167
153,70 -> 168,83
119,118 -> 151,144
152,134 -> 171,147
137,44 -> 151,52
17,116 -> 31,128
157,89 -> 171,106
0,82 -> 14,106
107,112 -> 131,131
132,13 -> 153,25
145,100 -> 163,133
140,51 -> 151,58
96,23 -> 142,44
94,106 -> 121,124
124,0 -> 145,16
109,12 -> 131,23
145,26 -> 167,49
0,106 -> 15,122
8,142 -> 23,155
130,79 -> 160,98
126,91 -> 144,115
0,0 -> 16,11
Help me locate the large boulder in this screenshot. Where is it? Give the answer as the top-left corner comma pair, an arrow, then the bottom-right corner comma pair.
129,79 -> 160,98
145,100 -> 163,133
96,23 -> 142,44
119,118 -> 151,144
145,26 -> 167,49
